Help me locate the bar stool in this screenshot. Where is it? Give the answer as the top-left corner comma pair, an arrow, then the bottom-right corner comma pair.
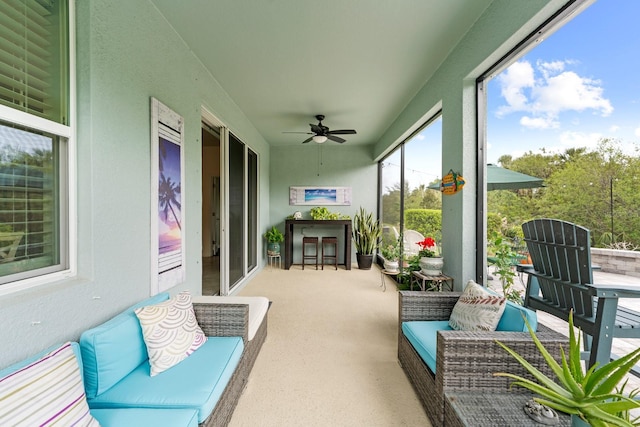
321,237 -> 338,270
302,236 -> 318,270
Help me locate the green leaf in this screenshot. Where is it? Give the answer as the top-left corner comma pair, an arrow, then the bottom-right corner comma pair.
567,311 -> 585,383
583,404 -> 638,427
588,347 -> 640,396
560,345 -> 584,398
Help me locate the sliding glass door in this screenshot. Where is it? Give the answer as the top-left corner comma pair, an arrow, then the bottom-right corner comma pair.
202,107 -> 258,295
226,133 -> 258,292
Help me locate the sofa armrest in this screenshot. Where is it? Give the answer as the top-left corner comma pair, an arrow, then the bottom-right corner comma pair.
193,303 -> 249,342
399,291 -> 462,323
436,324 -> 566,393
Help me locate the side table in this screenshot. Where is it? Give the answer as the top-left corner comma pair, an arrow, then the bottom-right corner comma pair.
267,253 -> 281,270
445,392 -> 570,427
410,270 -> 453,291
379,269 -> 399,292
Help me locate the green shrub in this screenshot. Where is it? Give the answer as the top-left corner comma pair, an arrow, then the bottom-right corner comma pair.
405,209 -> 441,237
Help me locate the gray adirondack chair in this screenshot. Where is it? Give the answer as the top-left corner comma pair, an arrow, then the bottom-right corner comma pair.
520,218 -> 640,371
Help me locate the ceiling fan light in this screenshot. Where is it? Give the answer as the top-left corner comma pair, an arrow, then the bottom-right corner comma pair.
312,135 -> 327,143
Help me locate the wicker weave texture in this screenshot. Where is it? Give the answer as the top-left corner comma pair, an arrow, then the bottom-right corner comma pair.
398,291 -> 568,427
444,392 -> 571,427
191,302 -> 268,427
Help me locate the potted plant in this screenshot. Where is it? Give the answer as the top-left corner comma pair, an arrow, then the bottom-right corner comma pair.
352,207 -> 381,270
495,311 -> 640,427
380,237 -> 401,272
417,236 -> 443,276
264,225 -> 284,255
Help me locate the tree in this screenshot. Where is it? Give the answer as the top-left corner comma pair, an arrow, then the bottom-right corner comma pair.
158,173 -> 182,230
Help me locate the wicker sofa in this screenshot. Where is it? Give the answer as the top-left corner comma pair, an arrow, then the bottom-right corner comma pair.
79,292 -> 268,427
398,291 -> 567,427
0,293 -> 268,427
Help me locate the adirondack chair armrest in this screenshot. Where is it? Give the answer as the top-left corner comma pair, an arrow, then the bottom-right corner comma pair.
585,283 -> 640,299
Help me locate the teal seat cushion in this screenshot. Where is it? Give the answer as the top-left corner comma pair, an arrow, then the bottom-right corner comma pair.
80,292 -> 170,398
87,336 -> 244,424
91,408 -> 198,427
402,320 -> 452,374
495,300 -> 537,332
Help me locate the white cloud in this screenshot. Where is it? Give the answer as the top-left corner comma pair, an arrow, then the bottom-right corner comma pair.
495,60 -> 613,129
609,125 -> 620,133
520,115 -> 558,129
538,60 -> 565,78
496,61 -> 534,117
635,127 -> 640,137
558,131 -> 602,149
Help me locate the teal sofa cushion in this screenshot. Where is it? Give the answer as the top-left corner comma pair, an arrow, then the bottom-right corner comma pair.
402,321 -> 452,373
80,293 -> 170,398
90,408 -> 198,427
495,300 -> 537,332
87,336 -> 244,424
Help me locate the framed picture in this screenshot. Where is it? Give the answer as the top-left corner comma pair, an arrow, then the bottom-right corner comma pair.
289,186 -> 351,206
150,97 -> 185,295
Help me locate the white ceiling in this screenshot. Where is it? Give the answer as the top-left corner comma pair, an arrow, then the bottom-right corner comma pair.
149,0 -> 493,147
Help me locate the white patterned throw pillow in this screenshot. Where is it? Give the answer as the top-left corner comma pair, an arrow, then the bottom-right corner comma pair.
448,280 -> 506,331
0,342 -> 100,427
135,291 -> 207,376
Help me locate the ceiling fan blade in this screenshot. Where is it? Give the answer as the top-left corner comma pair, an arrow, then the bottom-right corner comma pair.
327,129 -> 356,135
301,136 -> 314,144
327,135 -> 346,143
283,131 -> 313,134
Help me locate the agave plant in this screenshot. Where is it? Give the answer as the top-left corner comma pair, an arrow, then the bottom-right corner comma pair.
495,311 -> 640,427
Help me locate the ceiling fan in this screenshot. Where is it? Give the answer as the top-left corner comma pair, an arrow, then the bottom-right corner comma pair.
284,115 -> 357,144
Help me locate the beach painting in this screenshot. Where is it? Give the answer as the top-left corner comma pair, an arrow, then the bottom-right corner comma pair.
151,97 -> 185,294
304,188 -> 336,204
290,186 -> 351,205
158,137 -> 182,273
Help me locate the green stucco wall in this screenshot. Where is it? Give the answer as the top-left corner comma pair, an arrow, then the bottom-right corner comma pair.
373,0 -> 568,286
0,0 -> 572,368
269,145 -> 377,263
0,0 -> 270,368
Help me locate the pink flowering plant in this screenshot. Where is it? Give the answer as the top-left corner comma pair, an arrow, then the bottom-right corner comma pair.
417,237 -> 440,258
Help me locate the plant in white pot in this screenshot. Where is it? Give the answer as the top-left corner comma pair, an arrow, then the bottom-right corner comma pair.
495,311 -> 640,427
417,236 -> 443,276
352,207 -> 381,270
380,237 -> 401,273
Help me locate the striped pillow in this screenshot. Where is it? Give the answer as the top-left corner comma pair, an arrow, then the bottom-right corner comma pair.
0,342 -> 100,427
135,291 -> 207,376
449,280 -> 506,331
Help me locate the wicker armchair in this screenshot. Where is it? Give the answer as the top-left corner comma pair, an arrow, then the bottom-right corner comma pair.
398,291 -> 567,427
193,301 -> 268,427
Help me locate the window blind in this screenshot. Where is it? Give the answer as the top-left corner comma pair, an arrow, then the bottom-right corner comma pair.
0,0 -> 67,124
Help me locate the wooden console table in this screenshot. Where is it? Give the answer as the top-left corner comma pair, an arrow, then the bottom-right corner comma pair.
284,219 -> 352,270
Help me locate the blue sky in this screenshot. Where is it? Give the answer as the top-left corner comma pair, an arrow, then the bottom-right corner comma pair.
487,0 -> 640,163
385,0 -> 638,193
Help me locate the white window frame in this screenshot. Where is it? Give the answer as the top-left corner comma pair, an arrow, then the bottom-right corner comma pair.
0,0 -> 76,296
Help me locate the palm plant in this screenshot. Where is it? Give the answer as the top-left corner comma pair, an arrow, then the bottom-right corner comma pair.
495,311 -> 640,426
